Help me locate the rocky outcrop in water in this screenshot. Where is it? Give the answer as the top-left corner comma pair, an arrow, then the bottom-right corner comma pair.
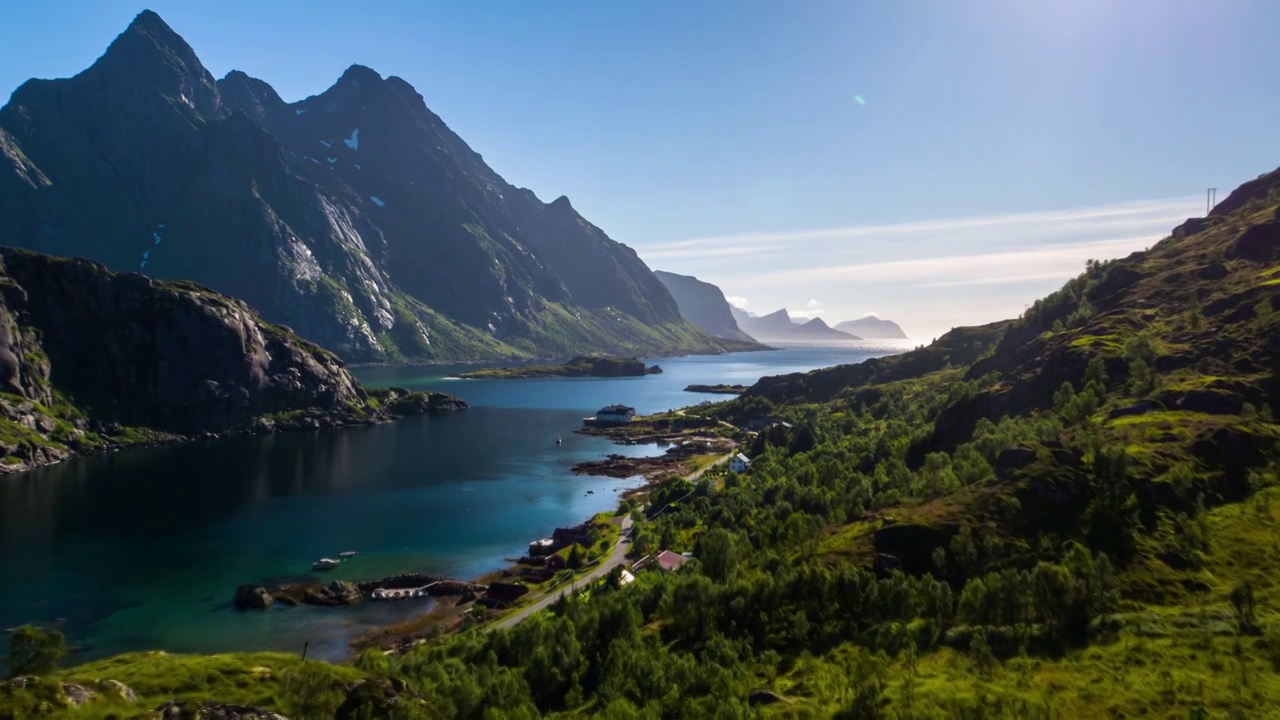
0,248 -> 466,472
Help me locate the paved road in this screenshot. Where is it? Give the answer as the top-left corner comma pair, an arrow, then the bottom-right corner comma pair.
491,514 -> 635,631
490,452 -> 732,632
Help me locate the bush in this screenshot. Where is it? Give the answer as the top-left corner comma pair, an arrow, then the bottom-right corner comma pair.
7,625 -> 64,677
279,660 -> 346,720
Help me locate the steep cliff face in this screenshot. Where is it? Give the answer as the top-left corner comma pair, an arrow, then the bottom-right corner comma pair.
654,271 -> 758,343
0,11 -> 727,362
0,247 -> 464,473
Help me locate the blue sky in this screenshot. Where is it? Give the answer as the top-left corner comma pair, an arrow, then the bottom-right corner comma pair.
2,1 -> 1278,339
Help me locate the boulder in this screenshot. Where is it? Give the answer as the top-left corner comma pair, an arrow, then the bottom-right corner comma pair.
234,585 -> 273,611
1226,221 -> 1280,263
326,580 -> 362,605
96,679 -> 137,703
1165,389 -> 1246,416
60,682 -> 94,707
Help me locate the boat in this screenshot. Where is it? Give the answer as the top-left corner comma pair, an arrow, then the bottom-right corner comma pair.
338,551 -> 359,558
312,558 -> 341,571
556,436 -> 563,446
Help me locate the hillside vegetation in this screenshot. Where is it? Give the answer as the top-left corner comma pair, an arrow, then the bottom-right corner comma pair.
5,171 -> 1280,718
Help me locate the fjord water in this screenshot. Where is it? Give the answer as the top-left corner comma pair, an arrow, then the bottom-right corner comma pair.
0,343 -> 905,665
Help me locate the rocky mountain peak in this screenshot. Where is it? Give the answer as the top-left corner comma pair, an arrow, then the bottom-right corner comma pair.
217,70 -> 287,124
87,9 -> 219,117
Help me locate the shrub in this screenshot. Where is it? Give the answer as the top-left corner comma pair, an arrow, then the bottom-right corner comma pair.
7,625 -> 64,677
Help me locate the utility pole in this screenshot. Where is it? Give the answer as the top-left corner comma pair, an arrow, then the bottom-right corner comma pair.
1207,188 -> 1217,215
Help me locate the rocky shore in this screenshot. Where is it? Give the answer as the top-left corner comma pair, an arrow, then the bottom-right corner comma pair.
683,383 -> 748,394
233,573 -> 486,611
0,386 -> 466,475
0,248 -> 468,474
571,437 -> 738,479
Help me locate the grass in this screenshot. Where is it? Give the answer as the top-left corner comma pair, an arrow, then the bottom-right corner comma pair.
2,651 -> 362,718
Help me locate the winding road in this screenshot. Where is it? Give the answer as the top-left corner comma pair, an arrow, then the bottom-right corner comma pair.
490,452 -> 732,631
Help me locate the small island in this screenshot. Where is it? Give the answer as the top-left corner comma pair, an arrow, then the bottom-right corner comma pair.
684,384 -> 749,394
459,355 -> 663,379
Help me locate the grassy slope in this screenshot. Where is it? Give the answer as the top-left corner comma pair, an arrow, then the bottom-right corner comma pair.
731,183 -> 1280,716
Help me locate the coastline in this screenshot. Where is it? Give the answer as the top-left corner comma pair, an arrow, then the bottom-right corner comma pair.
346,343 -> 778,370
345,411 -> 741,652
0,391 -> 467,476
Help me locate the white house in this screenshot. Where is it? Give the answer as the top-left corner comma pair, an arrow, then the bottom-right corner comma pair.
594,404 -> 636,425
729,453 -> 751,473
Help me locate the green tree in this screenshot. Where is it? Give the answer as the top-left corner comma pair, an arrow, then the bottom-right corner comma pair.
1128,357 -> 1154,397
696,528 -> 738,583
7,625 -> 65,676
568,545 -> 585,570
1188,292 -> 1205,331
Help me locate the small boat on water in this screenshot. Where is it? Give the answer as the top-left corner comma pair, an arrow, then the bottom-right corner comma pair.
556,436 -> 563,446
312,558 -> 341,571
338,551 -> 359,558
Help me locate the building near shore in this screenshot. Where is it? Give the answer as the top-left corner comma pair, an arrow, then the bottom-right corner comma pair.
592,404 -> 636,425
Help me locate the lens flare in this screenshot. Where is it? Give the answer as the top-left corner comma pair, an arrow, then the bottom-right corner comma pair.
854,95 -> 866,106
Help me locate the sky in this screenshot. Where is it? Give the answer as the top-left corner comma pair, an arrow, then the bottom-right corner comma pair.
2,1 -> 1278,340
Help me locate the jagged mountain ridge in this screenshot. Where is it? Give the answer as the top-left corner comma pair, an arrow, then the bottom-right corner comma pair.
653,270 -> 758,343
730,306 -> 861,342
0,10 -> 727,362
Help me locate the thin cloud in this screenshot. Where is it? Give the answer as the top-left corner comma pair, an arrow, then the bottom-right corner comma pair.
648,195 -> 1196,256
726,296 -> 749,309
731,235 -> 1156,290
643,244 -> 786,261
790,299 -> 825,319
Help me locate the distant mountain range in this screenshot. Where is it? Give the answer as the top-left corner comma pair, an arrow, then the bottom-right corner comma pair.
728,306 -> 908,343
0,11 -> 732,363
835,316 -> 908,339
653,271 -> 758,343
729,307 -> 858,342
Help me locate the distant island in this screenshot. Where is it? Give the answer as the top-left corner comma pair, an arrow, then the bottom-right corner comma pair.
458,356 -> 663,379
684,384 -> 749,394
834,315 -> 908,339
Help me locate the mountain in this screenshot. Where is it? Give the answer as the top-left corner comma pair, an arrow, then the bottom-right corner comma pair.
653,271 -> 758,343
834,315 -> 908,339
0,247 -> 463,473
731,307 -> 860,342
0,11 -> 730,363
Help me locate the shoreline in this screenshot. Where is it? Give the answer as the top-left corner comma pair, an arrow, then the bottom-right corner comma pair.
0,391 -> 467,476
346,343 -> 778,370
346,414 -> 741,652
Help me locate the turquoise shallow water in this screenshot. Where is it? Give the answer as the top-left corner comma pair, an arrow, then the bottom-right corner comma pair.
0,342 -> 906,666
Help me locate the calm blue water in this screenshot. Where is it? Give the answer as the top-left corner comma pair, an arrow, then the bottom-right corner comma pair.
0,342 -> 906,665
